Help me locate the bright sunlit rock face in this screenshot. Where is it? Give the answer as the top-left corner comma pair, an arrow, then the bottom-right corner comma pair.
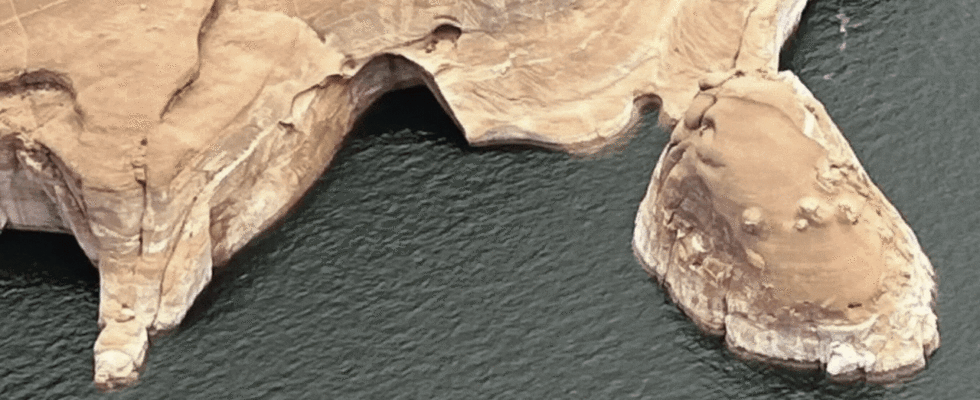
0,0 -> 936,388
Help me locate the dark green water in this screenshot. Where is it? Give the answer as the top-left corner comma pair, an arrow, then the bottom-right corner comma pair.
2,1 -> 979,398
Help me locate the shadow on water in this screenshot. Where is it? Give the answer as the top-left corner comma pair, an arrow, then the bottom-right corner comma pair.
180,84 -> 545,331
0,230 -> 98,288
347,85 -> 471,151
777,0 -> 822,73
0,230 -> 101,399
347,85 -> 568,155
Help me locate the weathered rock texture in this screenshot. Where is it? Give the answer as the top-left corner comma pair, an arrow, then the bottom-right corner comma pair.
631,10 -> 939,384
0,0 -> 937,389
632,72 -> 940,381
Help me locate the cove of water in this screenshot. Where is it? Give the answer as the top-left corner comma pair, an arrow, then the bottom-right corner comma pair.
2,1 -> 979,398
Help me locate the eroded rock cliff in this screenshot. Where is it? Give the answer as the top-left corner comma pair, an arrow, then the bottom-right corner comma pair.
0,0 -> 937,388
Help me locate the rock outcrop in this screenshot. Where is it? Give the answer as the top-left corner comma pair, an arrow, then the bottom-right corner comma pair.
632,72 -> 939,381
630,0 -> 938,382
0,0 -> 937,388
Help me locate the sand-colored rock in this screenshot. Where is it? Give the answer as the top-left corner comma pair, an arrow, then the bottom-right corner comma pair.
0,0 -> 936,388
632,72 -> 939,381
630,0 -> 937,381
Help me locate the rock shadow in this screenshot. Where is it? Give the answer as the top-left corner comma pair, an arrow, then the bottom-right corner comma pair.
0,230 -> 98,288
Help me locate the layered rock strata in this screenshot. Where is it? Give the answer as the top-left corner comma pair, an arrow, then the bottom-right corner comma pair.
0,0 -> 937,388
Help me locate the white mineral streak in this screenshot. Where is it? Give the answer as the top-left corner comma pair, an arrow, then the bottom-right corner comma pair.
0,0 -> 938,388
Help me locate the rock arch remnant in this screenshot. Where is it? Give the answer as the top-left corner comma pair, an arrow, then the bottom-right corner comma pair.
0,0 -> 937,389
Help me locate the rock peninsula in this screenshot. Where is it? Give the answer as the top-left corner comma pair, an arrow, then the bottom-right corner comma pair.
0,0 -> 937,388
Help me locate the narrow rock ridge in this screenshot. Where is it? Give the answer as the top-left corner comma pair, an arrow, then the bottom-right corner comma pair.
0,0 -> 937,388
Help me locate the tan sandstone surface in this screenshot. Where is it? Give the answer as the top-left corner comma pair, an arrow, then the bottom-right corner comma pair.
632,72 -> 939,381
0,0 -> 937,388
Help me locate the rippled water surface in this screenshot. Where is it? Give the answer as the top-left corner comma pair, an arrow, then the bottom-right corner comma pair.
2,1 -> 979,398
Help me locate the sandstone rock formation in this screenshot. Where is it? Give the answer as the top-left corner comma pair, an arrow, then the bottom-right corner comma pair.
632,72 -> 940,381
0,0 -> 937,388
